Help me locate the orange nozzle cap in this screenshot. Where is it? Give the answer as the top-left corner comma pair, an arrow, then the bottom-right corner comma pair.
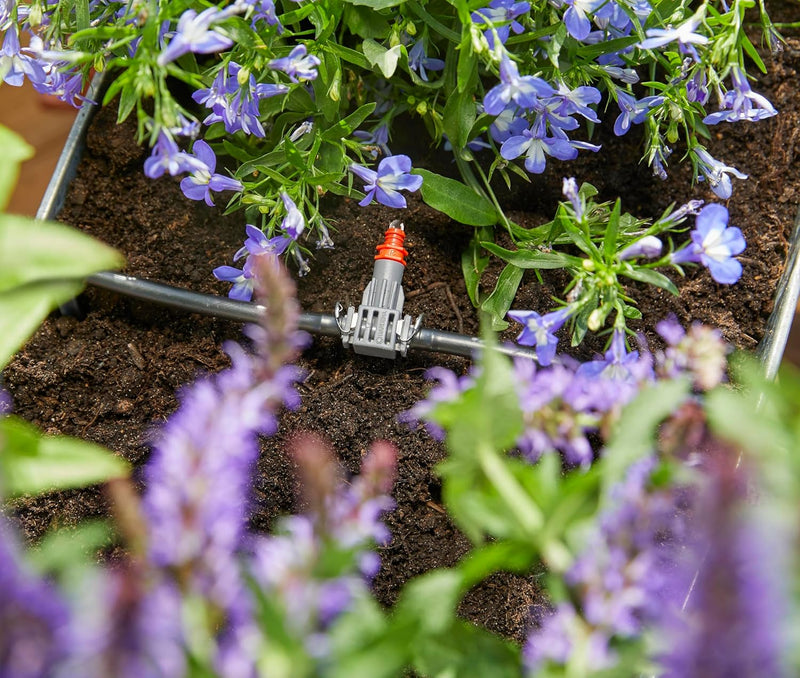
375,226 -> 408,266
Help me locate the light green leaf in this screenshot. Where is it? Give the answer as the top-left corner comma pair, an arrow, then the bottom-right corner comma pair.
481,242 -> 580,269
0,416 -> 129,496
461,229 -> 490,307
321,103 -> 377,142
362,39 -> 403,78
442,88 -> 476,150
0,214 -> 123,293
0,125 -> 34,211
480,264 -> 523,331
0,279 -> 84,370
620,267 -> 680,295
413,169 -> 498,226
344,0 -> 406,8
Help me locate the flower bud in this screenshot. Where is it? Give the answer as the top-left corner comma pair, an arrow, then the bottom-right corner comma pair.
582,259 -> 595,272
416,101 -> 428,115
237,66 -> 250,86
619,236 -> 663,261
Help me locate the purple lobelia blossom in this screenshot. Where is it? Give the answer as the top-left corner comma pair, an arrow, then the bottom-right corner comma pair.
349,154 -> 423,208
234,223 -> 292,262
547,81 -> 602,123
670,203 -> 746,284
407,40 -> 445,82
638,17 -> 709,54
278,192 -> 304,239
576,329 -> 650,386
1,26 -> 45,86
0,388 -> 11,414
0,516 -> 71,678
691,146 -> 747,199
353,123 -> 391,159
471,0 -> 530,49
268,44 -> 321,83
144,131 -> 203,179
507,306 -> 573,365
157,6 -> 237,66
214,255 -> 258,302
703,66 -> 777,125
240,0 -> 283,32
561,177 -> 584,220
179,140 -> 243,206
483,54 -> 554,116
489,106 -> 529,142
500,119 -> 578,174
561,0 -> 605,40
613,89 -> 664,136
686,68 -> 709,104
193,62 -> 288,137
144,254 -> 306,614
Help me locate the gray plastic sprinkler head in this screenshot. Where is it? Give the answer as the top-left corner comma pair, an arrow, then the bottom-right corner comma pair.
335,220 -> 422,358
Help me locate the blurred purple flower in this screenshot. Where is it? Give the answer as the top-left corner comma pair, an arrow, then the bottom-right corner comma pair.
399,366 -> 474,440
179,140 -> 243,206
269,44 -> 321,83
349,155 -> 423,208
157,6 -> 235,66
483,54 -> 554,116
0,517 -> 71,678
654,316 -> 728,390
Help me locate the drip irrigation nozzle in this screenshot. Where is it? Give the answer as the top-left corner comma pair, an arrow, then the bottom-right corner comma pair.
336,220 -> 422,359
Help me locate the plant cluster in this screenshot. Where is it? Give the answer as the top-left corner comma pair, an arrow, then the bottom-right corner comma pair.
0,0 -> 779,338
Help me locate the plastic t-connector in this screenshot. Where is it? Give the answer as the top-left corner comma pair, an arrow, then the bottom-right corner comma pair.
336,220 -> 422,358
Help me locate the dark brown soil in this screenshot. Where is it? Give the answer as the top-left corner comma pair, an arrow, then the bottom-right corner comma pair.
4,27 -> 800,644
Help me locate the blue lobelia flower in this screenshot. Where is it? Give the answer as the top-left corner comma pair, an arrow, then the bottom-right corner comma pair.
638,17 -> 709,53
483,54 -> 554,116
691,147 -> 747,200
613,89 -> 664,136
407,40 -> 445,82
214,256 -> 257,302
234,223 -> 292,262
471,0 -> 531,49
349,154 -> 423,208
278,192 -> 304,240
702,66 -> 777,125
179,140 -> 243,206
1,26 -> 45,86
507,306 -> 573,365
143,131 -> 203,179
618,235 -> 663,260
671,203 -> 746,285
547,81 -> 602,123
268,44 -> 321,83
562,0 -> 605,41
156,6 -> 236,66
500,119 -> 578,174
489,106 -> 529,142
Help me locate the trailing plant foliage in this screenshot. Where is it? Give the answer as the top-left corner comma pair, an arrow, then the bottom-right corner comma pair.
0,0 -> 775,335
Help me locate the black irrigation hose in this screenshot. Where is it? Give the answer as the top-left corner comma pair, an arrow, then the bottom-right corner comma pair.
87,271 -> 538,361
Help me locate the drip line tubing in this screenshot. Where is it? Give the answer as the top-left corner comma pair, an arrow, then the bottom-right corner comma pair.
87,271 -> 538,361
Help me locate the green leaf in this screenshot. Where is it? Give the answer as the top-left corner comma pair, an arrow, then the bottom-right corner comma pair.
481,242 -> 580,269
0,125 -> 34,211
601,378 -> 690,496
414,169 -> 498,226
480,264 -> 523,331
442,87 -> 476,151
0,416 -> 129,496
0,214 -> 123,293
603,198 -> 621,262
461,230 -> 490,307
282,137 -> 306,172
362,39 -> 403,78
344,0 -> 406,8
321,103 -> 377,142
620,267 -> 679,295
0,279 -> 84,371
